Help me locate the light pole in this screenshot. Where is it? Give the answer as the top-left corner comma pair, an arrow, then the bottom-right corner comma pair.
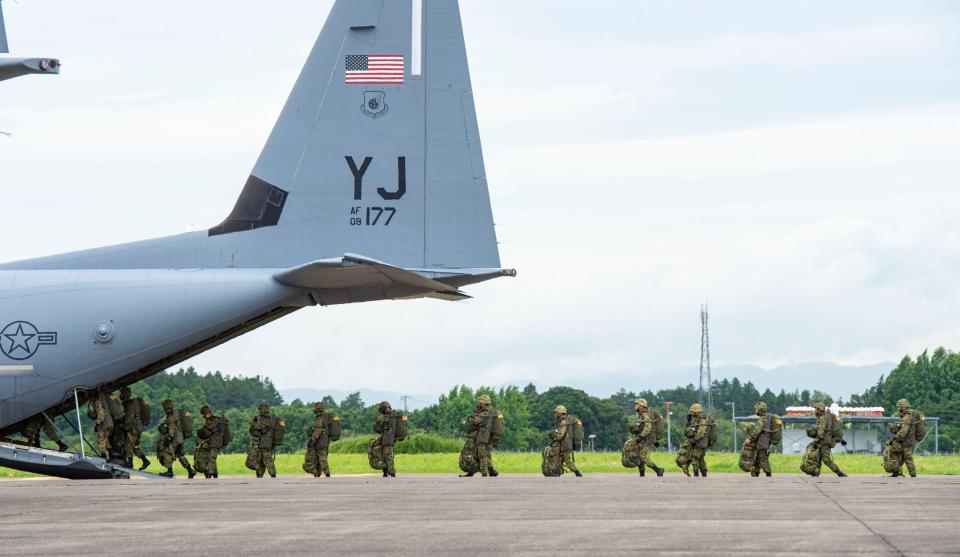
724,401 -> 736,452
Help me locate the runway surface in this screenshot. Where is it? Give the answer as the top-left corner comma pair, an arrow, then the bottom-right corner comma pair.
0,474 -> 957,556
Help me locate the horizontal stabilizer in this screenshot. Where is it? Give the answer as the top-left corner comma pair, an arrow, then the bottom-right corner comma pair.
0,57 -> 60,82
274,254 -> 469,302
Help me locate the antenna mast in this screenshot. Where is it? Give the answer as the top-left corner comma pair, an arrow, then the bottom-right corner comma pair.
699,305 -> 713,413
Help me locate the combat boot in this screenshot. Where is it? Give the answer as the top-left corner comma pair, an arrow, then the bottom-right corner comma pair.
489,468 -> 499,477
270,473 -> 277,478
691,470 -> 697,477
638,466 -> 645,477
324,472 -> 331,478
459,472 -> 474,477
186,465 -> 196,479
701,470 -> 707,477
159,468 -> 174,478
139,457 -> 151,471
382,470 -> 389,477
204,473 -> 211,479
389,473 -> 396,477
836,471 -> 847,478
57,441 -> 68,452
765,472 -> 772,477
654,466 -> 665,477
574,470 -> 583,477
256,473 -> 264,478
212,473 -> 218,479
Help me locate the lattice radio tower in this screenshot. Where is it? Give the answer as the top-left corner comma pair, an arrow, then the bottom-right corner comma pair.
699,305 -> 713,413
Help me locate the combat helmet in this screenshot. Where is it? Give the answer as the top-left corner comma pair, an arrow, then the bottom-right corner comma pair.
634,398 -> 648,408
120,386 -> 132,399
258,403 -> 270,415
755,401 -> 767,414
896,399 -> 910,410
554,405 -> 567,415
690,403 -> 703,413
478,394 -> 492,405
313,402 -> 325,413
200,405 -> 212,416
814,402 -> 825,412
379,401 -> 392,410
162,399 -> 174,411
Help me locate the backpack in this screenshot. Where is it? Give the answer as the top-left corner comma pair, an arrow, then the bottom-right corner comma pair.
180,410 -> 194,438
136,398 -> 151,427
828,412 -> 843,445
570,416 -> 584,447
621,438 -> 642,468
107,395 -> 124,421
912,411 -> 927,442
541,445 -> 564,477
489,412 -> 505,448
705,416 -> 719,448
327,414 -> 342,442
459,437 -> 480,474
394,414 -> 409,442
273,418 -> 286,445
738,443 -> 756,473
221,416 -> 232,446
245,441 -> 259,470
367,438 -> 385,470
649,410 -> 665,445
800,442 -> 821,476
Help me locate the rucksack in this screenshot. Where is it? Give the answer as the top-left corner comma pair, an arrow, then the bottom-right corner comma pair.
489,412 -> 505,448
273,417 -> 286,445
107,395 -> 124,421
136,398 -> 151,427
649,410 -> 665,444
180,410 -> 194,438
706,416 -> 719,448
327,414 -> 342,442
459,437 -> 480,474
570,416 -> 584,447
912,410 -> 927,442
800,442 -> 821,476
621,438 -> 642,468
367,438 -> 385,470
394,414 -> 409,441
541,445 -> 563,477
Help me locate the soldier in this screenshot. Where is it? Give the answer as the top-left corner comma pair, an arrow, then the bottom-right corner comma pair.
21,413 -> 68,452
156,400 -> 196,479
119,386 -> 150,471
549,405 -> 582,477
88,391 -> 113,458
305,402 -> 333,478
806,402 -> 847,478
628,399 -> 665,478
743,402 -> 773,477
461,394 -> 500,477
679,403 -> 709,477
887,399 -> 918,478
373,401 -> 398,477
249,404 -> 279,478
196,406 -> 225,479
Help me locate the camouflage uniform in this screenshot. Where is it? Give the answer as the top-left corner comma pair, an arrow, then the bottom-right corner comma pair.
549,405 -> 581,476
744,402 -> 772,477
305,402 -> 333,478
462,395 -> 499,477
628,399 -> 664,477
21,413 -> 67,452
156,400 -> 196,478
119,387 -> 150,470
805,403 -> 846,477
373,401 -> 397,477
90,392 -> 113,458
888,399 -> 918,478
249,404 -> 279,478
678,403 -> 709,477
196,406 -> 225,478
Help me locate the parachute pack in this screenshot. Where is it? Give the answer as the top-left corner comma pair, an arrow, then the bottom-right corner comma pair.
571,416 -> 584,447
489,412 -> 505,447
136,398 -> 151,427
764,414 -> 783,446
180,410 -> 193,438
327,414 -> 342,442
706,416 -> 719,448
273,418 -> 286,445
394,414 -> 409,442
912,410 -> 927,442
107,395 -> 124,421
649,410 -> 665,445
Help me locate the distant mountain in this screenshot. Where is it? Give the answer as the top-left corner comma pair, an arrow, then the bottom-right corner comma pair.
280,388 -> 438,411
562,361 -> 894,400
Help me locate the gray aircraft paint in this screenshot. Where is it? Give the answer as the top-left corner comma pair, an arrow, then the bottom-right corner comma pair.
0,0 -> 512,436
0,0 -> 61,82
0,0 -> 8,54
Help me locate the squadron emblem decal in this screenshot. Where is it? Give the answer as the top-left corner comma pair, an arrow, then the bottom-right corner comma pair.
362,91 -> 389,119
0,321 -> 58,360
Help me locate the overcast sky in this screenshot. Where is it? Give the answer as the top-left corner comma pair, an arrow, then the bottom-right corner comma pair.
1,0 -> 958,395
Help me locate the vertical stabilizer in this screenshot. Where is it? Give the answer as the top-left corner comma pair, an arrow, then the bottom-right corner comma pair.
0,0 -> 9,54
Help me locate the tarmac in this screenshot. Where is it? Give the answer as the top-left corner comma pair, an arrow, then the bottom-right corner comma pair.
0,474 -> 957,556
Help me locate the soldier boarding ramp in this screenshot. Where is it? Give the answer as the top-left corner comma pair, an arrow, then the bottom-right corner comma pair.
0,441 -> 169,480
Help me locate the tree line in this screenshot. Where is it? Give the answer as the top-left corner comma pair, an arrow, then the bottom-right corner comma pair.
42,347 -> 958,455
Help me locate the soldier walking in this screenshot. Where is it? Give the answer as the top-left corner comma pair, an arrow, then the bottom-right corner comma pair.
461,394 -> 500,477
20,413 -> 68,452
156,400 -> 196,479
373,401 -> 398,477
249,404 -> 279,478
88,391 -> 113,458
887,399 -> 919,478
628,399 -> 664,477
549,405 -> 582,477
802,402 -> 847,478
678,403 -> 709,477
305,402 -> 336,478
743,402 -> 774,477
119,386 -> 150,470
196,406 -> 226,479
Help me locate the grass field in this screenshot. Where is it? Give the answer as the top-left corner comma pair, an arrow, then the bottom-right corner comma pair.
2,452 -> 957,479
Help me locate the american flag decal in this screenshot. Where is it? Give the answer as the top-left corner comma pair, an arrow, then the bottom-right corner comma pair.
345,54 -> 405,85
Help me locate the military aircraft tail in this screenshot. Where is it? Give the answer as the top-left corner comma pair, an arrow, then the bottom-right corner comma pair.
1,0 -> 10,53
